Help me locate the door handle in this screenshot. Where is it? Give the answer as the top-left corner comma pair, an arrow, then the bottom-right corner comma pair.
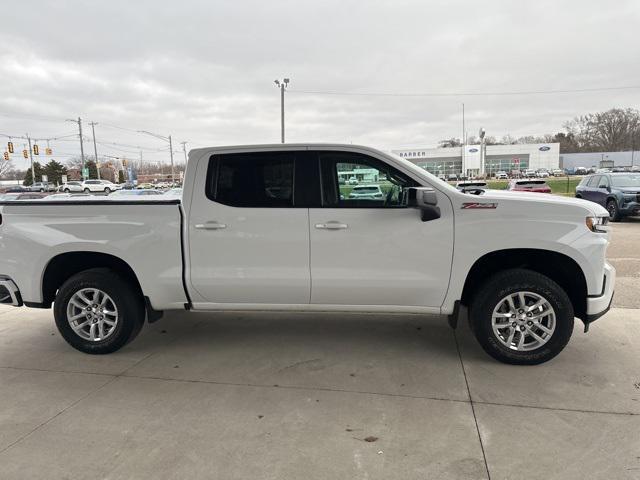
315,221 -> 348,230
195,221 -> 227,230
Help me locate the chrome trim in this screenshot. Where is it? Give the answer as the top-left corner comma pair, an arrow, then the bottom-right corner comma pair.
0,278 -> 23,306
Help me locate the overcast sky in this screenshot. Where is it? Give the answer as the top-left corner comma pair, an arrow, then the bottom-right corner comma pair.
2,0 -> 640,170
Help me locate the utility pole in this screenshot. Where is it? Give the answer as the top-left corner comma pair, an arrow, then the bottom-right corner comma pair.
138,130 -> 175,184
180,141 -> 188,163
274,78 -> 290,143
89,122 -> 100,180
168,135 -> 175,185
25,134 -> 36,185
67,117 -> 86,179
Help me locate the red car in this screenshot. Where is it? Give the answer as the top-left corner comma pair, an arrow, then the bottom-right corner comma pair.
507,179 -> 552,193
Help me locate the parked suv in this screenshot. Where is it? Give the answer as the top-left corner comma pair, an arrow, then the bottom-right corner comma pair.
576,173 -> 640,221
81,180 -> 122,194
29,182 -> 56,192
348,185 -> 384,199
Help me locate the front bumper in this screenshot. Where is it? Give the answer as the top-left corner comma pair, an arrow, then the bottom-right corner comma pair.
0,276 -> 23,307
584,262 -> 616,331
620,201 -> 640,216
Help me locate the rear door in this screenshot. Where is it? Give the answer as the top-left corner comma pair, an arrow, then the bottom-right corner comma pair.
187,150 -> 313,305
308,150 -> 454,309
593,175 -> 610,207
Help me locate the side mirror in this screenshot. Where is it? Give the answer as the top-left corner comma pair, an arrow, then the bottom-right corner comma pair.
406,187 -> 440,221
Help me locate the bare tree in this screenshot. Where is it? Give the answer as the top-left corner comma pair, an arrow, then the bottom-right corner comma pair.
438,137 -> 463,148
569,108 -> 640,152
0,159 -> 15,179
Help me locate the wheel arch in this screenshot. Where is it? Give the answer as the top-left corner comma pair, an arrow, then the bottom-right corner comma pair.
460,248 -> 588,320
40,251 -> 144,308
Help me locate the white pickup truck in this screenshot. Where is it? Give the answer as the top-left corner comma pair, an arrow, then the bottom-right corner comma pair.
0,144 -> 615,364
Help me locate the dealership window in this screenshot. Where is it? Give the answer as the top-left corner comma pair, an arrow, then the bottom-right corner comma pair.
206,152 -> 295,207
318,151 -> 416,207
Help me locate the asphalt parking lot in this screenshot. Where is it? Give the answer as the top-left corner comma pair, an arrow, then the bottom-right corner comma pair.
0,219 -> 638,480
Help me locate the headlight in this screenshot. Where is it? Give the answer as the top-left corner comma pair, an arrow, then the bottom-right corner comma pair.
586,216 -> 610,233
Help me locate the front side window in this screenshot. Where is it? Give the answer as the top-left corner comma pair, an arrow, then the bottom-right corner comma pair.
207,152 -> 295,207
318,151 -> 416,207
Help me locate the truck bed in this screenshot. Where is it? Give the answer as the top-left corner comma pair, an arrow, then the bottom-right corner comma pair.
0,199 -> 188,310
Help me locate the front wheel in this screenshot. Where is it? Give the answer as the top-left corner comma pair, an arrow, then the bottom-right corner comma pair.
84,188 -> 90,193
104,187 -> 111,194
469,269 -> 574,365
54,270 -> 145,354
64,188 -> 70,193
607,200 -> 622,222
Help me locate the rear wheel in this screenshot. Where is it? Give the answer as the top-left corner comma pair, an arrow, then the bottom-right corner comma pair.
606,199 -> 622,222
84,188 -> 90,193
469,269 -> 574,365
54,270 -> 144,354
104,187 -> 111,194
64,188 -> 70,193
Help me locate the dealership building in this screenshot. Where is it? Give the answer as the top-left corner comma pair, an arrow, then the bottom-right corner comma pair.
392,143 -> 560,177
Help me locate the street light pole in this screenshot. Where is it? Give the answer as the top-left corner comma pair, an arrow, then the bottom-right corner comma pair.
89,122 -> 100,180
274,78 -> 290,143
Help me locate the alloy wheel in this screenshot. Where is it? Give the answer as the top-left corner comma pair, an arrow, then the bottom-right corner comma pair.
66,288 -> 119,342
491,291 -> 556,351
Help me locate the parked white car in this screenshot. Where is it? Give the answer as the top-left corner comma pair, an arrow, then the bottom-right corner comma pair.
59,181 -> 84,193
0,143 -> 615,365
495,171 -> 509,180
81,180 -> 122,194
346,176 -> 359,185
536,170 -> 550,178
348,185 -> 384,199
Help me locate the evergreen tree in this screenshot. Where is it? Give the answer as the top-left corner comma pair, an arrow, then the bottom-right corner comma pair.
118,170 -> 125,184
43,160 -> 67,186
23,162 -> 44,186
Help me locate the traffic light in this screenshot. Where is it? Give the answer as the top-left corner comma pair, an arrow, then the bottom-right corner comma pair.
3,152 -> 8,161
7,141 -> 14,153
22,149 -> 28,158
33,144 -> 39,155
45,148 -> 52,155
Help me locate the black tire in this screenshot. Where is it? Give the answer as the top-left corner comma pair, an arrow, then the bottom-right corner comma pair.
39,188 -> 44,192
104,187 -> 111,194
64,188 -> 70,193
469,269 -> 574,365
54,269 -> 145,354
606,199 -> 622,222
84,188 -> 90,193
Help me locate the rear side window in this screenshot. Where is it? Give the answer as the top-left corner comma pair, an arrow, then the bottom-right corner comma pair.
587,176 -> 600,187
206,152 -> 295,207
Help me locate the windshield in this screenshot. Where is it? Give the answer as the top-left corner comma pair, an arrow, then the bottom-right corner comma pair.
610,174 -> 640,187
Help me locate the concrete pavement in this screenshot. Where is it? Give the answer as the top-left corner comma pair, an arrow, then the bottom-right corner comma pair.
0,220 -> 638,479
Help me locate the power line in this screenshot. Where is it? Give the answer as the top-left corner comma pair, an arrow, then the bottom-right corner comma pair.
288,85 -> 640,98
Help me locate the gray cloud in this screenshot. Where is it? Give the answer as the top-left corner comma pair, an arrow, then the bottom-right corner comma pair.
1,0 -> 639,170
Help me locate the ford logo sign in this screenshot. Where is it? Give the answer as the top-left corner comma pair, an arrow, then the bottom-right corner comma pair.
469,148 -> 479,153
539,146 -> 550,151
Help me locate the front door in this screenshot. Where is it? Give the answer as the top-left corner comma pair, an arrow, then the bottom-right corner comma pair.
188,151 -> 311,305
308,150 -> 454,309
